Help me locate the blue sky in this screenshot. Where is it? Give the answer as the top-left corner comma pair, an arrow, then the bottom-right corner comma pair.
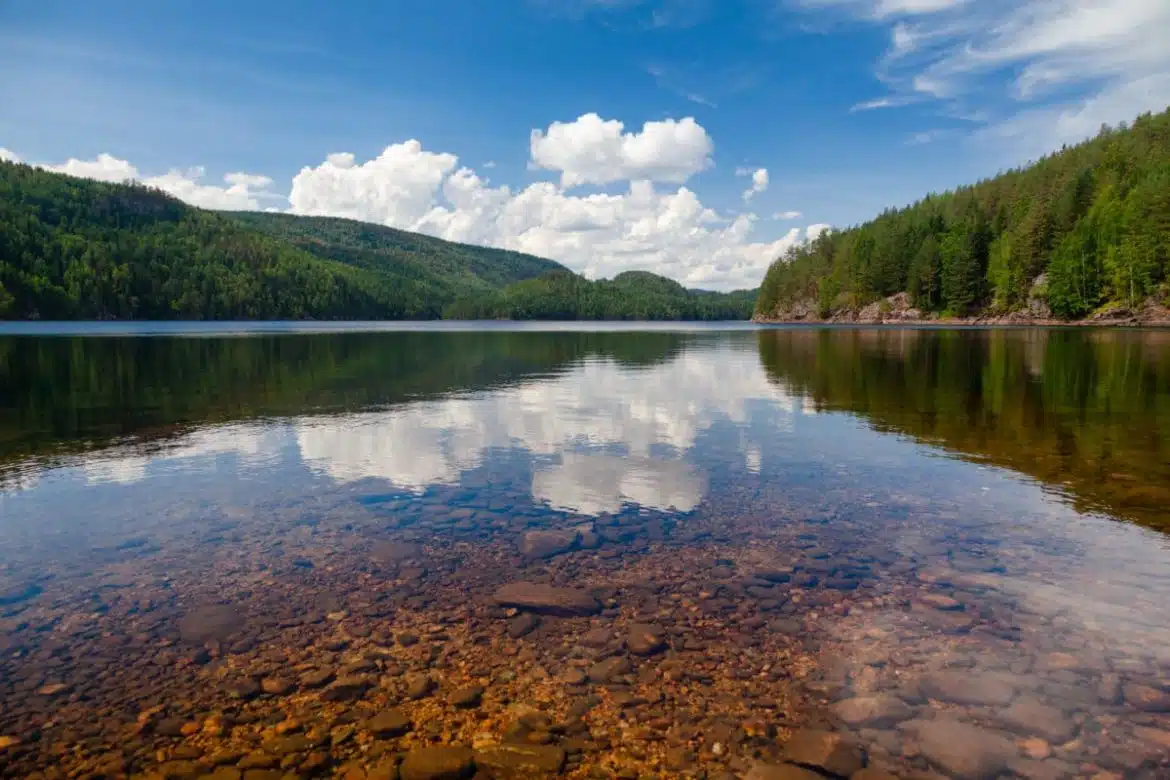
2,0 -> 1168,289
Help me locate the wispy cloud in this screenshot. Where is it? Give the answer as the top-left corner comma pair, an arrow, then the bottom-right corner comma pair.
797,0 -> 1170,156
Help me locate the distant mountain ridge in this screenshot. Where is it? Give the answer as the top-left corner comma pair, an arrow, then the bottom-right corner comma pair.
0,161 -> 755,321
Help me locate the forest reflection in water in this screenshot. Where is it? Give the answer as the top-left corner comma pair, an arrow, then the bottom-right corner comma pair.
756,326 -> 1170,530
1,325 -> 1170,779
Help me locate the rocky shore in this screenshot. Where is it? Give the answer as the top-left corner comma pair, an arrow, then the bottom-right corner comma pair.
753,293 -> 1170,327
2,471 -> 1169,779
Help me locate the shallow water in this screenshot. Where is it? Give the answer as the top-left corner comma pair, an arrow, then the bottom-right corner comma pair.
1,325 -> 1169,779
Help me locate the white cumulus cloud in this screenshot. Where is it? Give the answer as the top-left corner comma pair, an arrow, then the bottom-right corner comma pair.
0,148 -> 22,163
285,118 -> 807,290
21,152 -> 279,210
529,113 -> 713,188
739,167 -> 769,201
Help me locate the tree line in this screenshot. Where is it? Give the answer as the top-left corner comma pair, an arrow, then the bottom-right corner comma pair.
0,161 -> 754,321
756,107 -> 1170,320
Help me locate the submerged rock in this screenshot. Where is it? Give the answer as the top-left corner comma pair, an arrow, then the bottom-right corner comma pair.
521,529 -> 580,559
178,603 -> 243,643
474,743 -> 566,776
743,764 -> 824,780
832,696 -> 913,728
901,719 -> 1016,779
920,671 -> 1015,706
997,697 -> 1075,743
493,583 -> 601,617
398,745 -> 475,780
783,730 -> 864,778
626,623 -> 667,656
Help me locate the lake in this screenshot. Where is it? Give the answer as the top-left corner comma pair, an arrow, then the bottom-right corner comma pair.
1,324 -> 1169,779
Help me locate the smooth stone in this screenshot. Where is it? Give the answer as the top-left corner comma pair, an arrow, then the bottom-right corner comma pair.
299,668 -> 334,689
371,541 -> 424,563
850,770 -> 901,780
901,718 -> 1016,780
920,671 -> 1015,706
406,673 -> 436,700
754,569 -> 793,583
493,582 -> 601,617
474,743 -> 566,776
1123,683 -> 1170,712
321,675 -> 371,702
832,696 -> 914,728
920,593 -> 962,610
261,736 -> 311,757
783,730 -> 864,778
626,623 -> 667,656
398,745 -> 475,780
506,613 -> 540,639
744,763 -> 824,780
579,627 -> 613,649
179,604 -> 243,643
587,656 -> 633,683
997,697 -> 1076,743
450,685 -> 484,708
521,530 -> 580,559
367,708 -> 412,737
260,677 -> 294,696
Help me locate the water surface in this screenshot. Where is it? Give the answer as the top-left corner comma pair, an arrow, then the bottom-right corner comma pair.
1,325 -> 1168,779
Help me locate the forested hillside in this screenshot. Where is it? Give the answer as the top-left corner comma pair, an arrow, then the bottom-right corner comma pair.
755,108 -> 1170,322
0,161 -> 753,321
445,269 -> 756,320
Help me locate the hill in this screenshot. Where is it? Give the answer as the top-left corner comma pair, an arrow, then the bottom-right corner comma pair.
443,268 -> 756,320
755,107 -> 1170,324
0,160 -> 753,321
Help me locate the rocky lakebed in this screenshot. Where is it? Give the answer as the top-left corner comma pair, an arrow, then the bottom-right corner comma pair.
2,473 -> 1169,780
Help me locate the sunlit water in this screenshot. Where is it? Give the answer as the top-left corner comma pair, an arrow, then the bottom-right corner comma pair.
1,325 -> 1169,779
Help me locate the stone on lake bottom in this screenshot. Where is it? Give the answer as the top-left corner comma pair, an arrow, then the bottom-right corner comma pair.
367,708 -> 412,737
832,696 -> 914,728
449,685 -> 484,708
492,582 -> 601,617
506,613 -> 540,638
398,745 -> 476,780
850,769 -> 901,780
321,675 -> 371,702
783,730 -> 864,778
919,671 -> 1015,706
902,718 -> 1016,779
626,623 -> 667,656
178,603 -> 243,643
996,697 -> 1075,743
521,529 -> 580,559
1123,683 -> 1170,712
743,763 -> 825,780
587,656 -> 633,683
474,743 -> 566,776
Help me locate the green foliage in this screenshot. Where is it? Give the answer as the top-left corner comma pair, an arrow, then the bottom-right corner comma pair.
755,107 -> 1170,320
0,161 -> 755,320
442,269 -> 755,320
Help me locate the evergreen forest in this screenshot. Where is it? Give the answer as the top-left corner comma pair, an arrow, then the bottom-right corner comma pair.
0,161 -> 754,321
755,108 -> 1170,321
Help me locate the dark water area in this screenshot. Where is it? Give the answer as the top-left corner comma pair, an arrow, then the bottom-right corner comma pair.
1,325 -> 1169,780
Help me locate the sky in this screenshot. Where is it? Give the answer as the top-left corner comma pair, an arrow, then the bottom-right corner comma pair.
1,0 -> 1168,290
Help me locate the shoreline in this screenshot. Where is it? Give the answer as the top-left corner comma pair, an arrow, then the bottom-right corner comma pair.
752,316 -> 1170,328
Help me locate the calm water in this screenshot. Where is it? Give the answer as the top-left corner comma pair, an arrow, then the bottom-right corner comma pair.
1,325 -> 1169,779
